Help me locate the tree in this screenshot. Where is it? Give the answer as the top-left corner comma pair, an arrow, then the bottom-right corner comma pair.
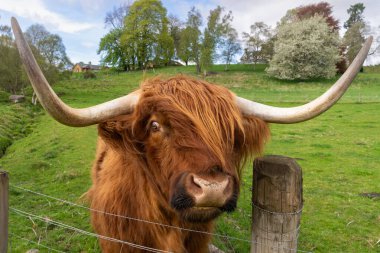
0,20 -> 26,94
289,2 -> 345,73
40,34 -> 70,67
343,21 -> 366,64
105,3 -> 130,29
121,0 -> 174,69
156,22 -> 175,66
343,3 -> 367,70
279,9 -> 298,25
98,4 -> 130,70
344,3 -> 365,29
0,18 -> 57,95
267,15 -> 340,80
24,24 -> 71,103
260,36 -> 276,63
0,17 -> 71,96
98,28 -> 130,70
178,27 -> 193,66
168,15 -> 183,60
25,24 -> 71,69
200,6 -> 233,73
220,27 -> 241,70
178,7 -> 202,71
241,22 -> 272,68
24,24 -> 50,47
0,46 -> 25,94
0,21 -> 12,44
296,2 -> 339,31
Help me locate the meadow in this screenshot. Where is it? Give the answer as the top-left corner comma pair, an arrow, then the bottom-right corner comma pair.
1,64 -> 379,252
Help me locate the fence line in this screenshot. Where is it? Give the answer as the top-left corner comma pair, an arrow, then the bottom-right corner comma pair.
9,233 -> 65,253
10,207 -> 172,253
10,184 -> 252,243
251,202 -> 303,215
10,184 -> 312,253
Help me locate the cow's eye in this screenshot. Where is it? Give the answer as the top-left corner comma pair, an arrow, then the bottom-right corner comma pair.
151,121 -> 161,132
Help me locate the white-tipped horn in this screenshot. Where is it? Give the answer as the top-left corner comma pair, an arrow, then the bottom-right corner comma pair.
11,17 -> 139,127
237,36 -> 373,123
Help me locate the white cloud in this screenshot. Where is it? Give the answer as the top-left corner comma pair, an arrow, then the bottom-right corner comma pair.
54,0 -> 111,13
81,41 -> 97,49
0,0 -> 96,33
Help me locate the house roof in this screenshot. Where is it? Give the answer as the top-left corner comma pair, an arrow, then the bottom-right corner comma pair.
82,64 -> 101,70
74,62 -> 102,70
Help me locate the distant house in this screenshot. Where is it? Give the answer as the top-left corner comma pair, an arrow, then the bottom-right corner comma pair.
72,62 -> 102,72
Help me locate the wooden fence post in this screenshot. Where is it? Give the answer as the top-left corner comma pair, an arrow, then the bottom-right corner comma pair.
251,156 -> 303,253
0,171 -> 9,253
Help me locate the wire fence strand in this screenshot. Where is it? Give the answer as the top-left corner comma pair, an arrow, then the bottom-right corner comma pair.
10,184 -> 313,253
10,207 -> 172,253
252,202 -> 303,215
10,184 -> 252,243
9,232 -> 65,253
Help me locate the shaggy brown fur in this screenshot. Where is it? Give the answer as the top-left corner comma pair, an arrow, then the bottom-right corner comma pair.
87,75 -> 270,253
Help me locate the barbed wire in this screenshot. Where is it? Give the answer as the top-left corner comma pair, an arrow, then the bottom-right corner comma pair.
10,207 -> 172,253
10,184 -> 313,253
251,225 -> 301,242
252,202 -> 303,215
9,232 -> 65,253
10,184 -> 252,243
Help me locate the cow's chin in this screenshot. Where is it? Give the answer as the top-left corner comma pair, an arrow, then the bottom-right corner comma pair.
179,207 -> 222,223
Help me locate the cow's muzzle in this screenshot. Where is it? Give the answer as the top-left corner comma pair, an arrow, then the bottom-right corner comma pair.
170,171 -> 238,222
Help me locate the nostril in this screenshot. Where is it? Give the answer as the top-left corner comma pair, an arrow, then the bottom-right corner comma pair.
190,174 -> 202,190
188,174 -> 231,208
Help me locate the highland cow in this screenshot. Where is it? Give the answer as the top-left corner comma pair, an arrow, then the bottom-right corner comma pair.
11,17 -> 372,253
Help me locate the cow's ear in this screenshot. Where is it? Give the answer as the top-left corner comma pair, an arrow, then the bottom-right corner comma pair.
240,115 -> 270,156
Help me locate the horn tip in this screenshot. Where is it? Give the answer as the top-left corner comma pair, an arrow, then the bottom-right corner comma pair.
10,17 -> 20,31
11,17 -> 17,25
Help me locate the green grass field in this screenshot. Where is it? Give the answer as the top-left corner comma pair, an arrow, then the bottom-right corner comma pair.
1,64 -> 379,252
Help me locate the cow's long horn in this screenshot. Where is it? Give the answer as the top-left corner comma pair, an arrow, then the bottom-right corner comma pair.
11,17 -> 139,127
237,36 -> 373,123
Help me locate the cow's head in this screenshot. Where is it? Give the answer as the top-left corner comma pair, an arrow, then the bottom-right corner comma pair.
10,17 -> 372,223
98,77 -> 269,222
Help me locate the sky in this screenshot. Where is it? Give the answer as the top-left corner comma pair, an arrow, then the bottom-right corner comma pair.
0,0 -> 379,65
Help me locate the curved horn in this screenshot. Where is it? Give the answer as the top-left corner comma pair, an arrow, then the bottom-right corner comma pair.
237,36 -> 373,123
11,17 -> 139,127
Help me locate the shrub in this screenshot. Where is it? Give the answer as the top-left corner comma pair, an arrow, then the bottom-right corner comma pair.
59,70 -> 73,80
83,71 -> 96,79
0,90 -> 9,103
266,15 -> 340,80
0,136 -> 12,157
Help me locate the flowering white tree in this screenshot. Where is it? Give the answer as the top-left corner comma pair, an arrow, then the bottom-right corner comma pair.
267,15 -> 340,80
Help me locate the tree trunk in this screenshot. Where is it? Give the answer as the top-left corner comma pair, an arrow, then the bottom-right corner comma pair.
196,63 -> 201,74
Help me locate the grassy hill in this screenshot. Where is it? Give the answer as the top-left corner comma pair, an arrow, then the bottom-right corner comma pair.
1,64 -> 379,252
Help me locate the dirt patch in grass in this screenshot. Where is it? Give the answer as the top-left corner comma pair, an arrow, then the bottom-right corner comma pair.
359,192 -> 380,200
